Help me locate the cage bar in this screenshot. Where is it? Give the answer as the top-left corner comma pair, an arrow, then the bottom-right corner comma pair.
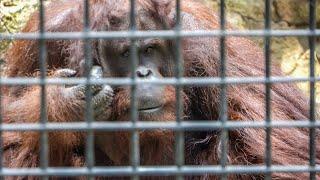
2,30 -> 320,40
0,165 -> 319,177
218,0 -> 229,179
0,120 -> 319,132
174,0 -> 185,180
38,1 -> 49,180
0,76 -> 320,86
309,0 -> 317,180
264,0 -> 272,179
82,1 -> 96,180
129,1 -> 140,180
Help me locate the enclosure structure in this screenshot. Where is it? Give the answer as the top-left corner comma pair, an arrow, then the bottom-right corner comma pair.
0,0 -> 319,179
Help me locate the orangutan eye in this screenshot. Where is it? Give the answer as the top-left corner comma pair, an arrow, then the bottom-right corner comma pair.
121,49 -> 130,58
145,46 -> 154,54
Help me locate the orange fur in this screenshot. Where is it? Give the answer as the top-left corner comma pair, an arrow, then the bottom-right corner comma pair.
2,0 -> 319,179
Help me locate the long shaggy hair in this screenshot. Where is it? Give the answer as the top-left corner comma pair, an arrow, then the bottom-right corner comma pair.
2,0 -> 319,179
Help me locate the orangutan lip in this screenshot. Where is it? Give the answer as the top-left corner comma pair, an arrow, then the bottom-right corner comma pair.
138,105 -> 163,113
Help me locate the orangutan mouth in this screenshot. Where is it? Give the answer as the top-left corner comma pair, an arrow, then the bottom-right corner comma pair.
138,105 -> 163,113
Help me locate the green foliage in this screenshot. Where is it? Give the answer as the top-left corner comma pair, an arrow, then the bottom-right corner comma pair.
0,0 -> 39,54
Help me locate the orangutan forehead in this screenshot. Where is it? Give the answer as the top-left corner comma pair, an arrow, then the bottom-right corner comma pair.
107,10 -> 161,31
136,10 -> 160,30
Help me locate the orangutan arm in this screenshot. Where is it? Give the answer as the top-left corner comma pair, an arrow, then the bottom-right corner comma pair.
4,68 -> 113,124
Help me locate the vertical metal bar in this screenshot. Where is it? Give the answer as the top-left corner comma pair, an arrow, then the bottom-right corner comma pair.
0,25 -> 3,180
39,0 -> 48,179
308,0 -> 316,179
129,1 -> 139,180
174,0 -> 184,180
83,1 -> 95,179
219,0 -> 228,180
264,0 -> 272,179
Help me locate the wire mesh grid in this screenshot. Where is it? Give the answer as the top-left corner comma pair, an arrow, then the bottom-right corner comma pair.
0,0 -> 318,179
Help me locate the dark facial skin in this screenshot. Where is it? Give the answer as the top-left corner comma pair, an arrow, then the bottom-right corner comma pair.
95,3 -> 179,123
98,37 -> 175,119
99,38 -> 173,77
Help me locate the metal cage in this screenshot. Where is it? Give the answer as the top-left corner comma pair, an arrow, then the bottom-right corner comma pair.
0,0 -> 318,179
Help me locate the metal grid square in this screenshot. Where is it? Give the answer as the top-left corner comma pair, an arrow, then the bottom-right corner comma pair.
0,0 -> 318,179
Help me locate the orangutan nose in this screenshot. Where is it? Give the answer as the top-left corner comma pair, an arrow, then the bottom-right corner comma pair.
136,66 -> 153,78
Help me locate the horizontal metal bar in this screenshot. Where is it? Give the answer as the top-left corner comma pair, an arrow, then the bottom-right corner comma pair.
0,165 -> 319,176
1,120 -> 319,131
0,76 -> 318,86
0,29 -> 320,40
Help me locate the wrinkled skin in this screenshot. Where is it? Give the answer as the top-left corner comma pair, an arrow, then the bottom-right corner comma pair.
54,68 -> 114,121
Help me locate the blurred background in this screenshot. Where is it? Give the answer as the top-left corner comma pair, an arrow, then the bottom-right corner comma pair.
0,0 -> 320,105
